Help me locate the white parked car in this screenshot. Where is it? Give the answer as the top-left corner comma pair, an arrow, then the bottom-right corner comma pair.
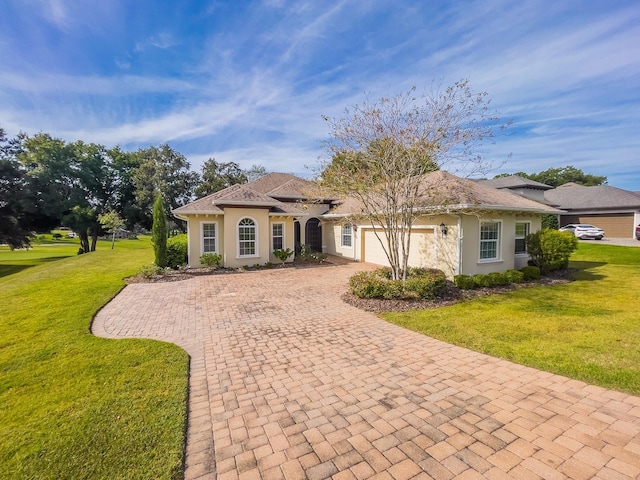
559,224 -> 605,240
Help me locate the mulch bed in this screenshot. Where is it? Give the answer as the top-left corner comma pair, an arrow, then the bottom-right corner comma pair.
342,270 -> 573,313
125,258 -> 348,284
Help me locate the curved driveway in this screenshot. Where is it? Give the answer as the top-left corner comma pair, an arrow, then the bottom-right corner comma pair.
93,263 -> 640,480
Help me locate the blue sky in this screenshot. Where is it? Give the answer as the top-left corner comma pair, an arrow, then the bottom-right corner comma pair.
1,0 -> 639,190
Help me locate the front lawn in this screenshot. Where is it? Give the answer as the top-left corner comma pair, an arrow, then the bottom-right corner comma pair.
383,243 -> 640,395
0,237 -> 189,479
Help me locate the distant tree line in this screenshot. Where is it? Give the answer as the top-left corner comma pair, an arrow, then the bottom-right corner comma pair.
494,166 -> 607,187
0,126 -> 265,250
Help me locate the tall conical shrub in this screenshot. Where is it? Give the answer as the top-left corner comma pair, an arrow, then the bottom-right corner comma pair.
152,194 -> 168,268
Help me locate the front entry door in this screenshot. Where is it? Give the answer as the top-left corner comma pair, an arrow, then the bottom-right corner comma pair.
305,218 -> 322,253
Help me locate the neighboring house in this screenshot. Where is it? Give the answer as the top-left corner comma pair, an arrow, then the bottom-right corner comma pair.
174,171 -> 560,277
478,175 -> 553,203
479,175 -> 640,238
321,171 -> 561,279
545,183 -> 640,238
172,173 -> 334,268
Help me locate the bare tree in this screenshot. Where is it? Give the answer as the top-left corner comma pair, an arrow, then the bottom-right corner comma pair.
320,80 -> 508,280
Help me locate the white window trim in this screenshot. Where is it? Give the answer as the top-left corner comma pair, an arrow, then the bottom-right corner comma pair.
479,220 -> 502,263
237,217 -> 259,258
515,221 -> 530,256
341,223 -> 353,248
272,222 -> 285,251
201,221 -> 218,255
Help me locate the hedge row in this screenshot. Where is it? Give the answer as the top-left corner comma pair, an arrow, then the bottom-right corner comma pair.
453,266 -> 540,290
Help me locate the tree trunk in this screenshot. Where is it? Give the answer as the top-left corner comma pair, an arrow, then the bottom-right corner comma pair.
90,228 -> 98,252
79,231 -> 90,253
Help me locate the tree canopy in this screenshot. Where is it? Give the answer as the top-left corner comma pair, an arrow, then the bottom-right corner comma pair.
320,81 -> 507,280
195,158 -> 247,198
495,166 -> 607,187
0,124 -> 266,251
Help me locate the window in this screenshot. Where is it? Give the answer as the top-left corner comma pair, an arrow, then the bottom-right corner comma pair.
479,221 -> 500,261
202,223 -> 217,253
272,223 -> 284,251
238,218 -> 257,256
515,222 -> 530,255
341,224 -> 352,247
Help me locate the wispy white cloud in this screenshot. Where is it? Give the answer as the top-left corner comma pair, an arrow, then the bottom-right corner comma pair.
0,0 -> 638,190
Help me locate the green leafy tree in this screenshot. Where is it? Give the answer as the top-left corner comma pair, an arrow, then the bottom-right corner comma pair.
320,81 -> 507,281
245,164 -> 267,182
195,158 -> 247,198
133,145 -> 199,230
0,127 -> 31,248
98,209 -> 125,249
152,194 -> 168,268
495,166 -> 606,187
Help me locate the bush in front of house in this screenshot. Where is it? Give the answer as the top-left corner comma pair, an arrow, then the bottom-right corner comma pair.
404,269 -> 447,299
526,228 -> 578,274
520,265 -> 541,281
349,271 -> 388,298
504,269 -> 525,284
349,267 -> 447,299
472,273 -> 492,288
487,272 -> 510,286
166,234 -> 188,269
200,252 -> 222,269
454,274 -> 475,290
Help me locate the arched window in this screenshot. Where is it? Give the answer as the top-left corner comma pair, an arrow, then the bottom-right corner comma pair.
238,218 -> 257,256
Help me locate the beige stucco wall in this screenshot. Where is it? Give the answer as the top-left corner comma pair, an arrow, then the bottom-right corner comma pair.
459,213 -> 541,276
323,221 -> 357,260
182,209 -> 296,268
185,213 -> 225,268
323,212 -> 543,278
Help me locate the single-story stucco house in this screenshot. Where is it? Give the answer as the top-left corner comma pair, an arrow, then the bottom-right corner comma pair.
173,171 -> 561,278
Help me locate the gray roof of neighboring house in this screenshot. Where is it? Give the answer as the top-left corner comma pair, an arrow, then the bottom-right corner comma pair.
326,171 -> 561,216
544,183 -> 640,210
478,175 -> 553,190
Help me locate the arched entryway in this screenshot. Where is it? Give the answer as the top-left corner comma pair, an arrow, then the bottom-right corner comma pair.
305,218 -> 322,253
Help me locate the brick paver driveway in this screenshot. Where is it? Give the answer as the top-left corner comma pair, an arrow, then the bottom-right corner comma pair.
93,262 -> 640,480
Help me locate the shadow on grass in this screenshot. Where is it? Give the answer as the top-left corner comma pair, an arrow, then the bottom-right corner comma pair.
0,256 -> 73,279
569,260 -> 607,281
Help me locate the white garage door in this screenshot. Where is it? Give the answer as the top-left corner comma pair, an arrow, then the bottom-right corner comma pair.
362,229 -> 434,267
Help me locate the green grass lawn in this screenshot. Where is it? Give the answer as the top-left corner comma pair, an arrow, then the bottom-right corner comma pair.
383,242 -> 640,395
0,237 -> 189,479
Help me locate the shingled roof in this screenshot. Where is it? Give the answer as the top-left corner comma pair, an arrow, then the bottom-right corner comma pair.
173,184 -> 302,216
545,183 -> 640,210
325,171 -> 561,216
478,175 -> 553,190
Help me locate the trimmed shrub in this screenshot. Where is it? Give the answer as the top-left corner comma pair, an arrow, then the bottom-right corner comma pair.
473,274 -> 492,288
349,267 -> 447,299
504,269 -> 525,284
200,253 -> 222,269
520,265 -> 541,281
454,274 -> 475,290
526,228 -> 578,274
404,270 -> 447,299
487,272 -> 509,286
349,271 -> 387,298
166,234 -> 188,269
